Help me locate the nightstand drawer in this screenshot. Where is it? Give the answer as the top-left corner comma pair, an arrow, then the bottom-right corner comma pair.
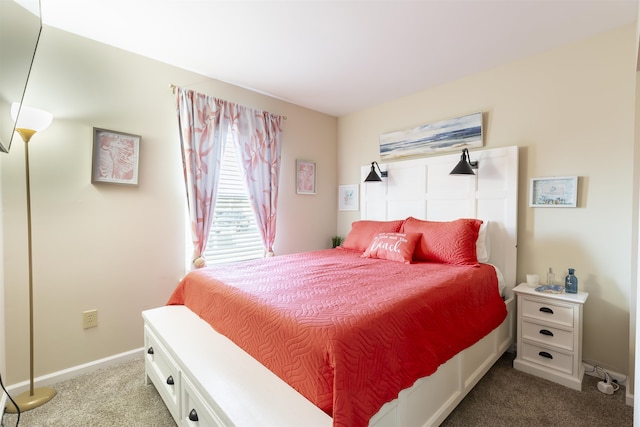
520,342 -> 573,375
522,299 -> 574,327
521,321 -> 574,351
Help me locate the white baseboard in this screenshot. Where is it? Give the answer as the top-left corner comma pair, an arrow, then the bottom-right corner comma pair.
5,347 -> 144,396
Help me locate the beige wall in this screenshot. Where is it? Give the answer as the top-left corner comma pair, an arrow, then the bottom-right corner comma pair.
1,26 -> 337,384
338,25 -> 637,377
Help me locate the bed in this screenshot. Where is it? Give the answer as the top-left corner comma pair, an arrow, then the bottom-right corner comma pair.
144,145 -> 519,427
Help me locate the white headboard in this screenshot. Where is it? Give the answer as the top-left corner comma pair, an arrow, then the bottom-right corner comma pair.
360,145 -> 518,293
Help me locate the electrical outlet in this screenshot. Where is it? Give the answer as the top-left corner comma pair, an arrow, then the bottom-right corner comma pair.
83,309 -> 98,329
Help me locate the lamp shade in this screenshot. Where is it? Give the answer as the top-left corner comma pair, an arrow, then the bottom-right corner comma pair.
11,102 -> 53,133
364,164 -> 382,182
449,149 -> 476,175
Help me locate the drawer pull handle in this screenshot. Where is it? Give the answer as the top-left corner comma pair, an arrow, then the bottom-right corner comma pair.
189,409 -> 199,421
147,347 -> 154,355
166,375 -> 174,385
539,307 -> 554,314
539,329 -> 554,337
539,351 -> 553,359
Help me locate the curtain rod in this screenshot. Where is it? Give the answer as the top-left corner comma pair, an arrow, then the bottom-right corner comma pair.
169,84 -> 287,120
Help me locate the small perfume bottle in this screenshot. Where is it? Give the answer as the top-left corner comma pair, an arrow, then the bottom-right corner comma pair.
547,268 -> 555,285
565,268 -> 578,294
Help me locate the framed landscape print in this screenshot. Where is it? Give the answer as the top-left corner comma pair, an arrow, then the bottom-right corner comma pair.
379,112 -> 483,161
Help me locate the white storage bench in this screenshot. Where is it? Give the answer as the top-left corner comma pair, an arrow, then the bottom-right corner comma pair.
142,305 -> 332,427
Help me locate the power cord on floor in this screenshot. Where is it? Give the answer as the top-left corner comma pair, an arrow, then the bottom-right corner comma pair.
0,373 -> 19,427
589,365 -> 620,395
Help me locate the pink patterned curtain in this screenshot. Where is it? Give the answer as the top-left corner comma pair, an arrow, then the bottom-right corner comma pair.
176,88 -> 229,268
177,87 -> 284,264
229,106 -> 284,256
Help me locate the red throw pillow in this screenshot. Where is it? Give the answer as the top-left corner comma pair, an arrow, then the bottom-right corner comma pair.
401,217 -> 482,265
362,232 -> 421,264
341,220 -> 404,252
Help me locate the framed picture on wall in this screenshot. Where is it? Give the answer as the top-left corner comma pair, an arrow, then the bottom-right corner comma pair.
92,127 -> 141,185
530,176 -> 578,207
296,160 -> 316,194
379,112 -> 483,161
338,184 -> 359,211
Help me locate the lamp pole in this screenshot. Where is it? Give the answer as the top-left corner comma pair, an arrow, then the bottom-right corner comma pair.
5,105 -> 56,413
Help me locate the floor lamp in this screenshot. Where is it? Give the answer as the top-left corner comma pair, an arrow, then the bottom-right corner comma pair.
5,102 -> 55,413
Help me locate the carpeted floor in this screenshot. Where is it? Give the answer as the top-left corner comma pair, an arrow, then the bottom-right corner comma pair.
441,351 -> 633,427
1,351 -> 633,427
2,358 -> 175,427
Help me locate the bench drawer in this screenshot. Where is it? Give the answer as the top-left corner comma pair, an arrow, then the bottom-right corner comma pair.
181,375 -> 228,427
144,325 -> 180,420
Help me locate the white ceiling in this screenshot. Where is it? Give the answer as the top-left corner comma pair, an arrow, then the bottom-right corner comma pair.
40,0 -> 638,117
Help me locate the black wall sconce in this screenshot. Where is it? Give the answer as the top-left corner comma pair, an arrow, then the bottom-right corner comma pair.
449,148 -> 478,175
364,161 -> 388,182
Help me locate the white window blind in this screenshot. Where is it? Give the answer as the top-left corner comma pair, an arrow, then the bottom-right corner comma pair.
203,138 -> 264,265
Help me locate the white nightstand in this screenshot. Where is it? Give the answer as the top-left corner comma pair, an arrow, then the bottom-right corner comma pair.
513,283 -> 589,390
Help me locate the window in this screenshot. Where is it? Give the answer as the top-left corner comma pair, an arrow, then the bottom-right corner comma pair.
202,136 -> 264,265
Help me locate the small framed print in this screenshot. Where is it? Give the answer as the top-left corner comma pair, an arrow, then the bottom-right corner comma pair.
92,128 -> 141,185
338,184 -> 359,211
296,160 -> 316,194
530,176 -> 578,208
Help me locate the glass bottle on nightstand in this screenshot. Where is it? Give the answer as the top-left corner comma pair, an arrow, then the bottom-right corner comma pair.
565,268 -> 578,293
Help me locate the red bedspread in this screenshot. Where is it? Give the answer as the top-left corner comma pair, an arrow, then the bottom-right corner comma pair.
167,249 -> 506,427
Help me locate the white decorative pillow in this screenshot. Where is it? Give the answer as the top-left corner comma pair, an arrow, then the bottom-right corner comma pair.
476,220 -> 490,263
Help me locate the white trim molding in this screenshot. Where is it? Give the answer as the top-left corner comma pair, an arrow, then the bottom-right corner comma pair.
6,348 -> 143,396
